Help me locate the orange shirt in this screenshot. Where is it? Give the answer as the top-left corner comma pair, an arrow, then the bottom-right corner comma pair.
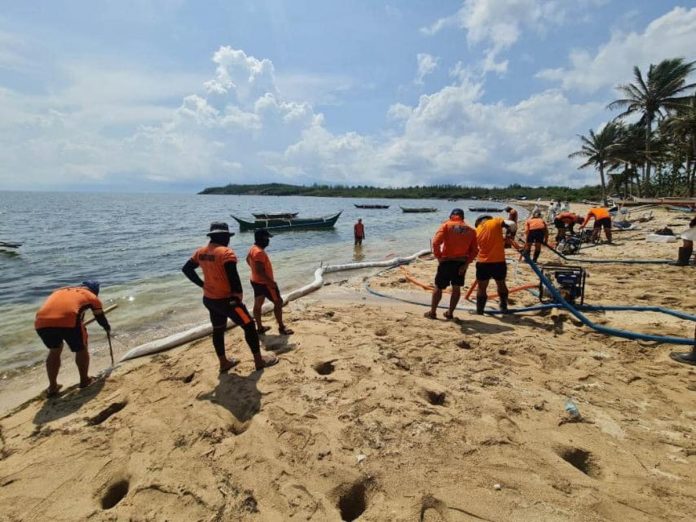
525,218 -> 547,234
432,217 -> 478,260
246,244 -> 274,284
582,207 -> 611,227
556,211 -> 578,225
354,222 -> 365,238
191,243 -> 238,299
476,217 -> 507,264
35,287 -> 103,329
508,209 -> 518,223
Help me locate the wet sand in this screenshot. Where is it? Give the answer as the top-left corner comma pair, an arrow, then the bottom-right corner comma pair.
1,206 -> 695,521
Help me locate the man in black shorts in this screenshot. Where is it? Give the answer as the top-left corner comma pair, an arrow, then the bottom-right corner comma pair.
246,229 -> 294,335
425,209 -> 478,320
474,215 -> 516,314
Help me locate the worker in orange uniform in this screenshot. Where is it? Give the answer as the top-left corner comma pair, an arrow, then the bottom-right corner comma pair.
580,207 -> 612,244
504,206 -> 518,223
425,209 -> 478,320
35,280 -> 111,397
182,222 -> 277,372
246,228 -> 294,336
474,215 -> 517,314
553,211 -> 583,243
524,210 -> 549,263
354,218 -> 365,246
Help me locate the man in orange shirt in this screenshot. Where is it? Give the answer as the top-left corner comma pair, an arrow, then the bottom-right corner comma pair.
354,218 -> 365,246
553,211 -> 583,243
182,222 -> 277,372
504,206 -> 518,223
475,215 -> 517,314
425,209 -> 478,320
35,280 -> 111,396
246,229 -> 294,336
523,210 -> 548,263
580,207 -> 612,243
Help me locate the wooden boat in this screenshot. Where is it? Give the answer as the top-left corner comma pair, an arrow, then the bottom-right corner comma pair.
231,212 -> 342,232
400,206 -> 437,213
251,212 -> 298,219
468,207 -> 504,212
354,204 -> 389,209
0,241 -> 21,251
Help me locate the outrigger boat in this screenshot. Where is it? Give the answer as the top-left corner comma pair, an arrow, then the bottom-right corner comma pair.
400,206 -> 437,213
354,204 -> 389,209
251,212 -> 299,219
231,212 -> 342,232
468,207 -> 504,212
0,241 -> 22,252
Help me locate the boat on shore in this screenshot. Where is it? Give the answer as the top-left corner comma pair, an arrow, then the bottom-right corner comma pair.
468,207 -> 504,212
400,207 -> 437,213
354,204 -> 389,209
231,212 -> 342,232
251,212 -> 298,219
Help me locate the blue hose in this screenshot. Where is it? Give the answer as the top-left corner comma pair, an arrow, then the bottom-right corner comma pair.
521,251 -> 695,346
544,243 -> 673,265
579,304 -> 696,322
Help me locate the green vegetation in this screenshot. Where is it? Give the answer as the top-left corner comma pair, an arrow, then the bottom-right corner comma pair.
571,57 -> 696,201
200,182 -> 604,202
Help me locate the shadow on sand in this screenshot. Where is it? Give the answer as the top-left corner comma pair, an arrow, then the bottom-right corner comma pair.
197,370 -> 263,423
33,377 -> 106,425
261,333 -> 297,355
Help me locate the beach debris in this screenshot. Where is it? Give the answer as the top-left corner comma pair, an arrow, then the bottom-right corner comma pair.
493,483 -> 502,491
356,453 -> 367,464
456,340 -> 473,350
533,400 -> 547,411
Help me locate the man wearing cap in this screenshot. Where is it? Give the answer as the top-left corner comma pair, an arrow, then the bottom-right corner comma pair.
182,222 -> 277,372
425,209 -> 478,320
246,229 -> 294,336
35,280 -> 111,397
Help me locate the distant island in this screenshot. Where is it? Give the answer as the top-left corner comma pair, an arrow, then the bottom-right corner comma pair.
199,182 -> 604,202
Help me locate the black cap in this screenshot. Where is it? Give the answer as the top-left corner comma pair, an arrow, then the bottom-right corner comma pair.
254,228 -> 274,241
450,208 -> 464,218
207,222 -> 234,236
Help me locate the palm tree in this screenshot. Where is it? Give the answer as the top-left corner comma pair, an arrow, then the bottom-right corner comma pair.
568,122 -> 624,205
607,58 -> 696,193
661,96 -> 696,196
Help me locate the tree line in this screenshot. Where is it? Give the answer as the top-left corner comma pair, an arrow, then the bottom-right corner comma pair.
200,182 -> 604,202
570,57 -> 696,203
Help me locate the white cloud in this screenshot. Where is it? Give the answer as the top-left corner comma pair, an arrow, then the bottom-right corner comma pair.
537,6 -> 696,93
415,53 -> 439,84
421,0 -> 603,74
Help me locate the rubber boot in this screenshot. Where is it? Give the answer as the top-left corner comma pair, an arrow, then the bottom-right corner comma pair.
476,294 -> 487,315
676,246 -> 692,266
499,292 -> 509,313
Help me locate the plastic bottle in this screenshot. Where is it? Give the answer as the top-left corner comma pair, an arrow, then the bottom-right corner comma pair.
564,398 -> 581,419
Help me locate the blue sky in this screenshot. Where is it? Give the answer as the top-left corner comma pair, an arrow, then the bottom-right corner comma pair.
0,1 -> 694,192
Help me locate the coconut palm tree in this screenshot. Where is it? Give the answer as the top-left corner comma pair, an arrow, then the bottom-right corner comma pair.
568,122 -> 624,205
607,58 -> 696,193
661,96 -> 696,196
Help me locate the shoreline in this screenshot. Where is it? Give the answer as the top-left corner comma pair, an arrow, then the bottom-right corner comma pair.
2,204 -> 695,520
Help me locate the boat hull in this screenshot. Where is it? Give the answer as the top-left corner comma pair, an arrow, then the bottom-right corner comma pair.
231,212 -> 342,232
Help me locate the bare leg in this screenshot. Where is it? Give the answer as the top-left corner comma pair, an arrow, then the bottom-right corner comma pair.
447,286 -> 461,318
46,346 -> 62,394
428,288 -> 443,318
476,279 -> 490,314
253,296 -> 268,333
75,349 -> 92,387
605,226 -> 612,243
495,279 -> 509,312
273,299 -> 292,334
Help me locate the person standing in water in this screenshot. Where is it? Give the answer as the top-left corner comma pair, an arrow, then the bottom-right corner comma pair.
354,218 -> 365,246
34,280 -> 110,397
182,222 -> 277,372
246,229 -> 294,336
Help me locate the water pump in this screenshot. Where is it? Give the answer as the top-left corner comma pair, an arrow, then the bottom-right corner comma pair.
538,265 -> 587,305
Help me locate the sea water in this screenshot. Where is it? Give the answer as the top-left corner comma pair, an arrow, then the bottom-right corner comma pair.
0,191 -> 504,406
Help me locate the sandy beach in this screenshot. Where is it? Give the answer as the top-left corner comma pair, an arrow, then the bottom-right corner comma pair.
1,205 -> 696,521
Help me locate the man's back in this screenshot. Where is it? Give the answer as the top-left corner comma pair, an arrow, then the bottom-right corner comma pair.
35,287 -> 102,328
